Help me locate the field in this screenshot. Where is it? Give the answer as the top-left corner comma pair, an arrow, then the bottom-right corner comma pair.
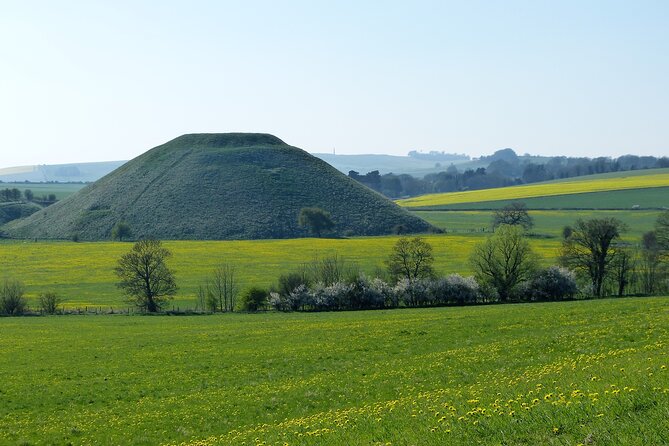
416,210 -> 661,239
0,235 -> 560,309
397,170 -> 669,209
1,297 -> 668,445
424,187 -> 669,210
0,182 -> 87,200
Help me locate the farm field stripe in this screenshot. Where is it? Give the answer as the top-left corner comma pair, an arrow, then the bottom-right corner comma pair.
396,173 -> 669,208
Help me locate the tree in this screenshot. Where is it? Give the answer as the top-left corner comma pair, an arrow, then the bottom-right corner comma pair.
211,264 -> 239,312
559,218 -> 626,297
239,287 -> 268,311
111,221 -> 133,241
492,202 -> 534,231
470,225 -> 536,302
23,189 -> 34,201
386,237 -> 434,283
0,279 -> 27,315
114,239 -> 177,312
656,210 -> 669,252
298,207 -> 334,237
39,291 -> 63,314
639,231 -> 664,295
611,247 -> 635,297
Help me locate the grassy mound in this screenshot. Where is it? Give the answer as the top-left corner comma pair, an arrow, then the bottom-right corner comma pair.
3,133 -> 433,240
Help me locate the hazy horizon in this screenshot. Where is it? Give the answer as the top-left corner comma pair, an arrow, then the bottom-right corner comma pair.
1,1 -> 667,168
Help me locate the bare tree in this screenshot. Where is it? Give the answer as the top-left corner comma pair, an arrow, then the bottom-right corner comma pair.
611,247 -> 635,297
639,231 -> 664,295
492,202 -> 534,231
560,218 -> 626,298
211,264 -> 239,312
114,239 -> 177,312
386,237 -> 434,283
0,279 -> 27,315
470,225 -> 536,302
656,210 -> 669,253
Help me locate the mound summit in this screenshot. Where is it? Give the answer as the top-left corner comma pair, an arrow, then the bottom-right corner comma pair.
3,133 -> 434,240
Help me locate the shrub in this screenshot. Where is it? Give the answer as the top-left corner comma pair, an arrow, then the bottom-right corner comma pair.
429,274 -> 481,305
39,291 -> 63,314
394,278 -> 432,307
238,287 -> 268,312
527,266 -> 578,301
1,279 -> 27,315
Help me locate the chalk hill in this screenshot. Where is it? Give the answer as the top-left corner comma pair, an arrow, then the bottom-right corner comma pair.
3,133 -> 433,240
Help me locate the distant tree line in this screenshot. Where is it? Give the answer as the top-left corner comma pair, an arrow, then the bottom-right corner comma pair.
350,149 -> 669,198
0,188 -> 57,205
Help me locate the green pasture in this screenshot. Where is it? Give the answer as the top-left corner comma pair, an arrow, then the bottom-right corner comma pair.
397,171 -> 669,209
0,182 -> 87,200
416,209 -> 660,239
1,297 -> 668,445
420,187 -> 669,210
0,235 -> 559,309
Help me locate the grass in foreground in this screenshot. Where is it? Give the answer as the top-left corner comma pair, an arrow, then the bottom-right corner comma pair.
0,297 -> 668,445
397,171 -> 669,208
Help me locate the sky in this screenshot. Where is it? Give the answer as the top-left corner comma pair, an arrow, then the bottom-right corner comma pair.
0,0 -> 668,168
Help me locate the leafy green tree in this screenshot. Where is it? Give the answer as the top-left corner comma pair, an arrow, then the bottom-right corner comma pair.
114,239 -> 177,312
386,237 -> 434,283
560,218 -> 626,297
111,221 -> 133,241
23,189 -> 34,201
298,207 -> 334,237
239,287 -> 268,312
470,225 -> 536,302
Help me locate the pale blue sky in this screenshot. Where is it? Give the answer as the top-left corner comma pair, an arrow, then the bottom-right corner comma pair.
1,0 -> 667,167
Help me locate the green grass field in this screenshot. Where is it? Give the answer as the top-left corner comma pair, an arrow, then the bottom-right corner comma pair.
0,235 -> 560,309
1,297 -> 667,445
397,171 -> 669,209
420,187 -> 669,210
416,210 -> 660,239
1,182 -> 87,200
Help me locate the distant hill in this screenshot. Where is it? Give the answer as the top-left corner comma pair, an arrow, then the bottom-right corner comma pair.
314,153 -> 479,176
3,133 -> 434,240
0,161 -> 126,183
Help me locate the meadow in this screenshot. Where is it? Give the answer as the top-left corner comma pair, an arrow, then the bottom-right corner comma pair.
1,297 -> 667,445
0,235 -> 560,309
397,170 -> 669,209
416,209 -> 661,239
425,187 -> 669,211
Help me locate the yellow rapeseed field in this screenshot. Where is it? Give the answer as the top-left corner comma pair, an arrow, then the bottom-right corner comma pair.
397,172 -> 669,208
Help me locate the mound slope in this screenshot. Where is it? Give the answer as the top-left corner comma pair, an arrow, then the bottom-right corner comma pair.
3,133 -> 433,240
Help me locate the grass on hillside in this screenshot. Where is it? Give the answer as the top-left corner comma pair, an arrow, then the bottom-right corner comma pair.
0,235 -> 558,309
1,298 -> 668,445
416,209 -> 661,239
397,171 -> 669,208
